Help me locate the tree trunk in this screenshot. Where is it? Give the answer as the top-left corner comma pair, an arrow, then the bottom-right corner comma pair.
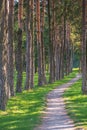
82,0 -> 87,94
52,0 -> 56,81
0,0 -> 8,110
16,0 -> 23,93
36,0 -> 46,86
48,0 -> 55,83
55,26 -> 60,80
41,0 -> 47,84
31,0 -> 34,88
25,0 -> 32,90
66,29 -> 69,75
8,0 -> 14,96
58,25 -> 64,80
16,29 -> 23,92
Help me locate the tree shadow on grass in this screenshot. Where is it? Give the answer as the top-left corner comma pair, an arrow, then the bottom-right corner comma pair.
0,90 -> 46,130
0,69 -> 79,130
64,80 -> 87,129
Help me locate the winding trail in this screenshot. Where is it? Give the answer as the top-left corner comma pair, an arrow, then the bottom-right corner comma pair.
34,74 -> 81,130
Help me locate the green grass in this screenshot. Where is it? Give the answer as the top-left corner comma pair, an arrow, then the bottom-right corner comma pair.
64,79 -> 87,130
0,69 -> 78,130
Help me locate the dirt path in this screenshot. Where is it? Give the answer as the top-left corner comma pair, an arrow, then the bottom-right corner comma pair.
34,75 -> 81,130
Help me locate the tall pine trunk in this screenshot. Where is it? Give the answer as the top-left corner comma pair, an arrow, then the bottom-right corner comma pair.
36,0 -> 46,86
16,0 -> 23,93
82,0 -> 87,94
48,0 -> 55,83
25,0 -> 32,90
0,0 -> 8,110
41,0 -> 47,84
55,26 -> 60,80
8,0 -> 14,96
31,0 -> 34,88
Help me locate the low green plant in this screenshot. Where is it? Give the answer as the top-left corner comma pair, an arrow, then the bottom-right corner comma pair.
0,69 -> 78,130
64,79 -> 87,130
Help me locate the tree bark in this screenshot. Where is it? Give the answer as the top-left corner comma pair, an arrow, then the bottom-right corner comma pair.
41,0 -> 47,84
25,0 -> 32,90
36,0 -> 46,86
16,0 -> 23,93
16,29 -> 23,92
31,0 -> 34,88
48,0 -> 55,83
0,0 -> 8,110
82,0 -> 87,94
8,0 -> 14,96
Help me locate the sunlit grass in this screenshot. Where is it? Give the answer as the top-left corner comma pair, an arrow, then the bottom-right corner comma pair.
64,79 -> 87,130
0,69 -> 79,130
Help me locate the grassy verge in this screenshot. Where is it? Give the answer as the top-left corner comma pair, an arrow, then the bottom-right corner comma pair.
64,79 -> 87,130
0,69 -> 78,130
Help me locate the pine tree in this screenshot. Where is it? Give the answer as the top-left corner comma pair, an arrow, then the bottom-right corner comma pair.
82,0 -> 87,94
0,0 -> 8,110
8,0 -> 14,96
16,0 -> 23,93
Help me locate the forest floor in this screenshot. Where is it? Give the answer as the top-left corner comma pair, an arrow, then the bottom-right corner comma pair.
1,70 -> 85,130
34,74 -> 81,130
